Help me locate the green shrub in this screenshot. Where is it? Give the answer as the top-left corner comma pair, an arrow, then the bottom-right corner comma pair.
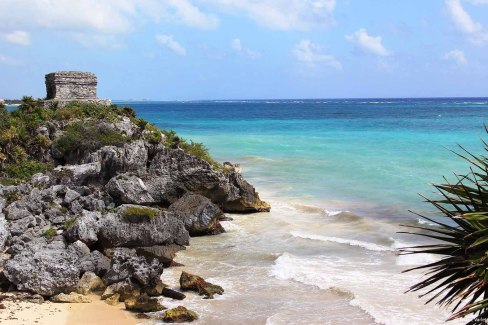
148,131 -> 162,144
64,217 -> 76,229
161,129 -> 221,169
4,160 -> 53,180
53,121 -> 127,161
121,206 -> 159,221
43,227 -> 57,239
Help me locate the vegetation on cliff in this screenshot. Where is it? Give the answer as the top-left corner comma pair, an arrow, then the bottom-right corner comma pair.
0,97 -> 220,183
402,128 -> 488,324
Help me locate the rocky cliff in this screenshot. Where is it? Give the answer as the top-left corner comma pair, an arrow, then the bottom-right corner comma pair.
0,99 -> 269,306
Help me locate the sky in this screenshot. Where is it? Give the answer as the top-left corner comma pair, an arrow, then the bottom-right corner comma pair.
0,0 -> 488,100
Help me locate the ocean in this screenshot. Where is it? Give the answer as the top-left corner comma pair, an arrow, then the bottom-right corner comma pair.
121,98 -> 488,325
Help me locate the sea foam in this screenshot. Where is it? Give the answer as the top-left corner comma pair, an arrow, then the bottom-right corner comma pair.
290,231 -> 395,252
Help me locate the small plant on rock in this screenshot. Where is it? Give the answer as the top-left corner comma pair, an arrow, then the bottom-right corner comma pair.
43,227 -> 57,240
121,206 -> 159,221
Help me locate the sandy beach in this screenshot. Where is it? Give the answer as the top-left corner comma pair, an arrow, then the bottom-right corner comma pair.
0,295 -> 140,325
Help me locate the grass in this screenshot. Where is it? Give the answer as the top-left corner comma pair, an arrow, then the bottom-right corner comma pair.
64,217 -> 76,229
43,227 -> 57,239
4,160 -> 53,180
121,206 -> 159,221
401,126 -> 488,324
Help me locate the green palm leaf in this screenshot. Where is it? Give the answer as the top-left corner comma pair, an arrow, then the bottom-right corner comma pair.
402,126 -> 488,324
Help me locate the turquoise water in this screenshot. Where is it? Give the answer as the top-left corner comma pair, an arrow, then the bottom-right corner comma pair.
119,98 -> 488,324
124,98 -> 487,220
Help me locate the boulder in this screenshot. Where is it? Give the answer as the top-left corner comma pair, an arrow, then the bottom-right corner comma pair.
163,306 -> 198,323
64,210 -> 99,245
54,163 -> 101,185
145,279 -> 166,297
162,287 -> 186,300
169,194 -> 224,236
51,292 -> 91,303
145,148 -> 269,213
106,174 -> 154,205
97,206 -> 189,248
78,250 -> 111,276
3,241 -> 81,296
124,293 -> 165,312
135,244 -> 185,267
102,252 -> 163,289
77,272 -> 106,295
104,293 -> 121,306
180,271 -> 224,299
101,278 -> 141,301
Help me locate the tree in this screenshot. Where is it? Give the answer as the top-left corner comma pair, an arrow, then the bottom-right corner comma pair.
402,127 -> 488,324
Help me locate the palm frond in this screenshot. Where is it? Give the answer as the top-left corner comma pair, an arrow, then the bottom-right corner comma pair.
402,127 -> 488,324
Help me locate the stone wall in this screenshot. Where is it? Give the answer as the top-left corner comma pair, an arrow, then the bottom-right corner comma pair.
45,71 -> 97,100
42,71 -> 111,107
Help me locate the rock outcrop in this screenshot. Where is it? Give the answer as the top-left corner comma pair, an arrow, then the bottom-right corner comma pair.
0,88 -> 269,325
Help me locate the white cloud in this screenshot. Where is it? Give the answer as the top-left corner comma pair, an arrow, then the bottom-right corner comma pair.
73,34 -> 124,49
446,0 -> 488,45
1,30 -> 31,46
292,40 -> 342,70
0,0 -> 218,47
156,34 -> 187,56
201,0 -> 336,30
0,54 -> 22,66
443,49 -> 468,65
230,38 -> 261,59
345,28 -> 392,56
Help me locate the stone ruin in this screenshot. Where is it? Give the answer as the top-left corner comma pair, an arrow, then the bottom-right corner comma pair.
42,71 -> 111,107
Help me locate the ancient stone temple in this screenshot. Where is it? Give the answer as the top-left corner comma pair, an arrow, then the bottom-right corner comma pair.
42,71 -> 111,107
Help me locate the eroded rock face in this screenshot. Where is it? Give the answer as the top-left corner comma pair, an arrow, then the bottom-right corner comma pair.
3,240 -> 81,296
106,174 -> 154,205
169,194 -> 224,236
64,210 -> 100,245
102,252 -> 164,289
145,148 -> 270,212
97,206 -> 189,248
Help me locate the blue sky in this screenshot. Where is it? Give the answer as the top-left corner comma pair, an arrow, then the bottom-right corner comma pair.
0,0 -> 487,100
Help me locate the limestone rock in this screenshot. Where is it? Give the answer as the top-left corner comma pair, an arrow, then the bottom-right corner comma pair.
180,271 -> 224,299
64,210 -> 99,245
51,292 -> 91,303
3,240 -> 81,296
145,148 -> 269,213
77,272 -> 105,295
163,306 -> 198,323
124,293 -> 165,312
145,279 -> 166,297
78,250 -> 111,276
101,278 -> 140,301
54,163 -> 101,185
102,252 -> 163,289
169,194 -> 225,236
135,244 -> 185,267
106,174 -> 154,205
0,214 -> 8,251
104,293 -> 121,306
97,206 -> 189,248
